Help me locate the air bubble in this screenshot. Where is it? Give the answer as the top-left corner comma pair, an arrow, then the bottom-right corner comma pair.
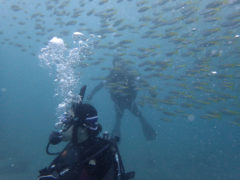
39,32 -> 100,121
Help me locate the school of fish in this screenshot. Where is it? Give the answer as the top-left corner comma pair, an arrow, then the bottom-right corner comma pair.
1,0 -> 240,126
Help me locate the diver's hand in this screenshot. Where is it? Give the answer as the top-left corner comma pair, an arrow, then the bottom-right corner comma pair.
49,131 -> 62,145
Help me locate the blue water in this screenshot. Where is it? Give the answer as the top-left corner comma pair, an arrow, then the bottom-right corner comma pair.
1,0 -> 240,179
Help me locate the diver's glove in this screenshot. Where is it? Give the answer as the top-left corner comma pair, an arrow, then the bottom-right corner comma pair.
49,131 -> 62,145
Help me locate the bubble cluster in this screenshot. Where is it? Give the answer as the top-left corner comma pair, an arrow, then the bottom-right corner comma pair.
38,32 -> 99,121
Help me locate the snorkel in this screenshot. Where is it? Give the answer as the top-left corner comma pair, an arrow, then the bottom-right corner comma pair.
46,85 -> 87,155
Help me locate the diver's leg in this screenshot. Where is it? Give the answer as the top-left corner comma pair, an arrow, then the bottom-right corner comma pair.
130,103 -> 156,140
112,104 -> 124,138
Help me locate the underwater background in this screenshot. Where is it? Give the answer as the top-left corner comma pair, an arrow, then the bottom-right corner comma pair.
1,0 -> 240,179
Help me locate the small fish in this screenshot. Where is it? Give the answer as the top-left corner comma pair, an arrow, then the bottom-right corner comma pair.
160,117 -> 172,122
11,5 -> 21,11
221,108 -> 240,116
166,51 -> 177,57
99,0 -> 109,5
153,0 -> 168,7
113,19 -> 124,27
200,8 -> 218,17
66,20 -> 77,26
181,103 -> 194,108
163,111 -> 176,116
226,11 -> 240,19
221,19 -> 240,27
204,17 -> 220,22
198,40 -> 219,47
137,1 -> 149,7
86,9 -> 95,16
162,32 -> 178,39
206,1 -> 223,9
138,6 -> 151,13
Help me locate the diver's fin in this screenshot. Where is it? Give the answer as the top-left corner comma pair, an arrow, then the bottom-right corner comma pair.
142,121 -> 156,141
79,85 -> 87,103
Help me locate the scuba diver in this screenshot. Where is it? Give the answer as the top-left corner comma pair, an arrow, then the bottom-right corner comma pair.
38,86 -> 134,180
87,58 -> 156,141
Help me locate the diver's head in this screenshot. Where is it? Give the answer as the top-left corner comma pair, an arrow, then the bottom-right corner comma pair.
61,103 -> 102,143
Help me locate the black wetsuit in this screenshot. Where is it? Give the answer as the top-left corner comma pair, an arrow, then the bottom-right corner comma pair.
38,137 -> 120,180
107,68 -> 137,110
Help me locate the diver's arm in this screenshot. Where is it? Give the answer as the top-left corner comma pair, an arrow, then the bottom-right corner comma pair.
87,82 -> 104,101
